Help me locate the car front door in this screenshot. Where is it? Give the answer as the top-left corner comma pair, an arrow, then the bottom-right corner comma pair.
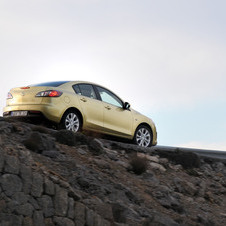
73,84 -> 104,131
95,86 -> 133,138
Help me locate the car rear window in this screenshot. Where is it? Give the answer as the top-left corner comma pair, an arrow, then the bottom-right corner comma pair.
30,81 -> 69,87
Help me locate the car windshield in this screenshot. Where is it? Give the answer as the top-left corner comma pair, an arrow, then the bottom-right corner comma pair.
30,81 -> 69,87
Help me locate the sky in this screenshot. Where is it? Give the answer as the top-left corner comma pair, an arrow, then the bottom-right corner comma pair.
0,0 -> 226,150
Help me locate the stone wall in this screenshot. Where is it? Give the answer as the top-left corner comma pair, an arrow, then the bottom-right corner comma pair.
0,145 -> 110,226
1,120 -> 226,225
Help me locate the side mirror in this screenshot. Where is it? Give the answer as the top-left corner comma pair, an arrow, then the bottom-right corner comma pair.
123,102 -> 130,110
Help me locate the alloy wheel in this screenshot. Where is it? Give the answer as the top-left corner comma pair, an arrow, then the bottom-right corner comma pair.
65,112 -> 80,132
136,127 -> 151,147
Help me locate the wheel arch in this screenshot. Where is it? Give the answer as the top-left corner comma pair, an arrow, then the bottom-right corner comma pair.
61,107 -> 84,128
134,122 -> 154,143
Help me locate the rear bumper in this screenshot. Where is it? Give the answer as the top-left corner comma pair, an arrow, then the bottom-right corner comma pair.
3,104 -> 63,123
3,110 -> 44,118
3,110 -> 48,124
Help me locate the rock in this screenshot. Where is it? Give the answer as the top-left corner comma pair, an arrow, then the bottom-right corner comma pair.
28,196 -> 40,210
38,195 -> 54,217
54,130 -> 77,146
197,214 -> 215,226
205,191 -> 215,203
173,178 -> 197,196
212,162 -> 225,172
11,122 -> 32,135
74,202 -> 86,226
23,131 -> 57,154
4,154 -> 20,174
112,203 -> 127,223
145,212 -> 179,226
1,119 -> 226,225
20,164 -> 32,194
137,153 -> 159,163
158,149 -> 200,169
153,186 -> 184,213
44,218 -> 55,226
169,163 -> 183,171
197,180 -> 207,197
201,163 -> 214,177
143,171 -> 159,185
0,148 -> 5,172
67,197 -> 75,219
18,148 -> 33,166
85,207 -> 95,226
54,130 -> 89,146
117,160 -> 130,169
149,162 -> 166,172
42,150 -> 60,158
159,158 -> 169,165
83,198 -> 113,221
0,213 -> 23,226
53,217 -> 75,226
93,214 -> 111,226
23,217 -> 33,226
12,192 -> 29,205
44,178 -> 55,195
54,185 -> 68,217
0,174 -> 23,197
77,176 -> 90,189
68,188 -> 81,201
15,203 -> 34,216
33,211 -> 44,226
77,147 -> 88,155
93,159 -> 110,169
0,121 -> 14,133
89,138 -> 104,155
196,197 -> 205,203
0,200 -> 6,213
31,172 -> 43,198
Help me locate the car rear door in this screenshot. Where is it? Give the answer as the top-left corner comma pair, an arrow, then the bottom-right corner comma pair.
73,84 -> 104,131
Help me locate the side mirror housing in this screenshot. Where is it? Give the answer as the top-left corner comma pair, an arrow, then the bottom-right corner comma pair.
123,102 -> 131,110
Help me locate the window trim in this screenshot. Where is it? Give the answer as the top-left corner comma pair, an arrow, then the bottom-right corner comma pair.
94,85 -> 124,108
72,83 -> 98,100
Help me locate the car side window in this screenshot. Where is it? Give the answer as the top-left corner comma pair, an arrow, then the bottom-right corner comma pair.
73,85 -> 81,95
73,84 -> 97,99
96,86 -> 123,108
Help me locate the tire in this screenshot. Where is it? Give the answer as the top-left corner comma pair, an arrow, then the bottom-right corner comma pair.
60,110 -> 81,132
133,125 -> 152,147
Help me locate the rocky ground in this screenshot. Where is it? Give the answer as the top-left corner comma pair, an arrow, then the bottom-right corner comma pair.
0,118 -> 226,225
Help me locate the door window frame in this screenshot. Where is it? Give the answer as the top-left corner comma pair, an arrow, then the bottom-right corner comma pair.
72,83 -> 125,108
72,83 -> 97,100
94,85 -> 124,108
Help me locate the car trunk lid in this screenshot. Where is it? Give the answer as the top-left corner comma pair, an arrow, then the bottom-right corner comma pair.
7,86 -> 48,106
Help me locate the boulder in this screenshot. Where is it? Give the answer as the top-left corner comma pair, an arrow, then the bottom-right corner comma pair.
23,132 -> 58,154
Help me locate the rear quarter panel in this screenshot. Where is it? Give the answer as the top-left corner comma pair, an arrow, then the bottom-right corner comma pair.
49,84 -> 84,123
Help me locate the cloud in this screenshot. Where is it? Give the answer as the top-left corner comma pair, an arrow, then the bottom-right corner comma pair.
82,29 -> 226,111
177,141 -> 226,151
1,0 -> 226,115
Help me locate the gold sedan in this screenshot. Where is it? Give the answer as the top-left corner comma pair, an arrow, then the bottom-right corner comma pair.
3,81 -> 157,147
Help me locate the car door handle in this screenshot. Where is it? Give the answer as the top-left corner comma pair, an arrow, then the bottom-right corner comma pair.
105,106 -> 111,110
80,98 -> 87,102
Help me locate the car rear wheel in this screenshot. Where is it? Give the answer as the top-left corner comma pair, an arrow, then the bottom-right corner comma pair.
133,125 -> 152,147
61,110 -> 81,132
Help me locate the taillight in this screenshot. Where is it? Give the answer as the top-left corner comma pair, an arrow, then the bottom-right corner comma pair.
7,92 -> 13,99
20,87 -> 30,89
35,90 -> 63,97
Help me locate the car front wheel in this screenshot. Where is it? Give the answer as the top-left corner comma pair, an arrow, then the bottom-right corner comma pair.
60,110 -> 81,132
133,125 -> 152,147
